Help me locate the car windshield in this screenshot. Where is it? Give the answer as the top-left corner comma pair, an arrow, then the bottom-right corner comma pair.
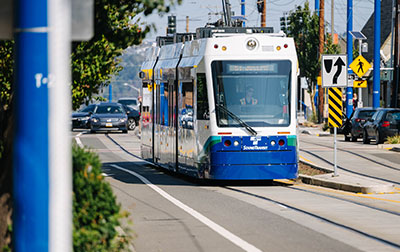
119,99 -> 137,106
358,110 -> 376,119
95,105 -> 124,114
80,104 -> 95,113
212,60 -> 291,127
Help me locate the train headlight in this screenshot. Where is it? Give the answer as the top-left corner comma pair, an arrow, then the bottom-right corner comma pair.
234,141 -> 239,146
246,39 -> 257,50
270,140 -> 276,146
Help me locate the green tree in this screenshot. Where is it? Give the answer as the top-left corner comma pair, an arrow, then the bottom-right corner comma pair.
286,1 -> 340,117
71,0 -> 180,110
0,0 -> 178,248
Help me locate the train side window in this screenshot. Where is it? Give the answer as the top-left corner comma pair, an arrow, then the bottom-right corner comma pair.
163,83 -> 169,126
156,84 -> 161,125
197,73 -> 209,120
181,81 -> 194,129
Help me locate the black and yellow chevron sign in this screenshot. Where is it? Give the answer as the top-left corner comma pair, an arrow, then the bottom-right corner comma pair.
328,87 -> 343,128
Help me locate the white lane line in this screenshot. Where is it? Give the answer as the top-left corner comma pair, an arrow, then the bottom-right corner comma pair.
110,164 -> 262,252
75,132 -> 84,148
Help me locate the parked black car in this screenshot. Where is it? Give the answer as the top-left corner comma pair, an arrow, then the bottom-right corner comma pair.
122,104 -> 140,130
343,107 -> 377,142
71,104 -> 96,130
363,108 -> 400,144
89,102 -> 128,133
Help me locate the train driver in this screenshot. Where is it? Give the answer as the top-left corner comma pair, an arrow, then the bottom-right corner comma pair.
240,86 -> 258,105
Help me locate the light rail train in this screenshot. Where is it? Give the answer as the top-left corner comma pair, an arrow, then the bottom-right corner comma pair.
140,27 -> 299,180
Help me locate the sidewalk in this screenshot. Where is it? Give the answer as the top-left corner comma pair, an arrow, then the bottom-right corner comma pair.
297,116 -> 398,194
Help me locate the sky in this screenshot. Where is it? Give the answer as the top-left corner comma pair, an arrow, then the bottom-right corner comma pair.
139,0 -> 376,41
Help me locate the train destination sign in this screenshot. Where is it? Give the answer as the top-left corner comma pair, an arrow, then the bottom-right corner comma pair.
321,54 -> 348,88
227,63 -> 277,73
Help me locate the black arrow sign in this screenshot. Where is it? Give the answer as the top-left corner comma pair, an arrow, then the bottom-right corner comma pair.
333,57 -> 345,85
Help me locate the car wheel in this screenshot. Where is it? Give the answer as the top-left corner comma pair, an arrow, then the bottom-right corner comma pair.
351,135 -> 357,142
363,130 -> 370,144
90,129 -> 96,134
128,118 -> 136,130
375,130 -> 382,145
344,135 -> 350,141
122,129 -> 128,133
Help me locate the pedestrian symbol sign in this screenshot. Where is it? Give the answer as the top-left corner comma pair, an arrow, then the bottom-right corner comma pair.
349,55 -> 371,78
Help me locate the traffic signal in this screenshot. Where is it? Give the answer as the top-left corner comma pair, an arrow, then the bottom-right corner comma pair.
167,15 -> 176,35
280,17 -> 287,32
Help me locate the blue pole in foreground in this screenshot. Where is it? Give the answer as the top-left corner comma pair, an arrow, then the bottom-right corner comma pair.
315,0 -> 319,15
14,0 -> 49,250
346,0 -> 354,118
373,0 -> 381,108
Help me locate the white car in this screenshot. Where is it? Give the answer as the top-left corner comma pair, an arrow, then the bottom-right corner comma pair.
117,97 -> 139,111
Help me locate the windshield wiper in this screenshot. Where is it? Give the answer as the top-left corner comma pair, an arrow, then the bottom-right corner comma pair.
215,104 -> 257,136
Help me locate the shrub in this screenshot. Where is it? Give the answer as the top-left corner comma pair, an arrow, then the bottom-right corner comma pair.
385,135 -> 400,144
72,145 -> 131,251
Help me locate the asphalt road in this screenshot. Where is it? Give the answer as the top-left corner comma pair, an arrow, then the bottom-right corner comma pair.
72,129 -> 400,252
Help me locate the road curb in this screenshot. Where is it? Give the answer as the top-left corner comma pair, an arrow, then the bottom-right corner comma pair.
298,160 -> 396,194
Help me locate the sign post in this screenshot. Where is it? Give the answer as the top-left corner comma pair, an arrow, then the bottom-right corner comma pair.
322,54 -> 347,176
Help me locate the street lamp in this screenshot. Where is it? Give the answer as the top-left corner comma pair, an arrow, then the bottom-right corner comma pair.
123,82 -> 140,95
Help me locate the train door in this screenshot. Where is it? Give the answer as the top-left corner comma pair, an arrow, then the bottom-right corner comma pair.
178,80 -> 195,171
195,73 -> 210,176
154,82 -> 161,163
141,81 -> 153,161
168,80 -> 176,170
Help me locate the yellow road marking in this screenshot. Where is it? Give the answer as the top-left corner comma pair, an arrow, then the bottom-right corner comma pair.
274,179 -> 295,185
295,183 -> 400,203
299,155 -> 314,164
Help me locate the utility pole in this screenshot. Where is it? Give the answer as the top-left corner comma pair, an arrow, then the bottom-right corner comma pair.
261,0 -> 266,27
373,0 -> 381,108
331,0 -> 334,37
186,16 -> 189,33
241,0 -> 245,27
318,0 -> 325,122
346,0 -> 354,117
392,0 -> 400,108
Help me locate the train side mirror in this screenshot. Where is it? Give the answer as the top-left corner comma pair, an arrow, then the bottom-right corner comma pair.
138,71 -> 145,79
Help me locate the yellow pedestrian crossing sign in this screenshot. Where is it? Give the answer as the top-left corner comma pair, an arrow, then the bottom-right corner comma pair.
353,80 -> 367,88
349,55 -> 371,78
328,87 -> 343,128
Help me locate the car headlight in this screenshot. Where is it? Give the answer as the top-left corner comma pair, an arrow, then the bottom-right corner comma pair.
120,118 -> 127,122
83,116 -> 90,120
92,118 -> 99,123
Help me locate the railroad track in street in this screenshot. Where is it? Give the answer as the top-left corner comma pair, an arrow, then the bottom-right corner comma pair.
103,133 -> 400,251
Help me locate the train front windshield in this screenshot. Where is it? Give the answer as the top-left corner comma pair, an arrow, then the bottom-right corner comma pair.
212,60 -> 292,128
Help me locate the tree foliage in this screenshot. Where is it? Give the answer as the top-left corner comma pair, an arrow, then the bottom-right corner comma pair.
72,145 -> 131,251
72,0 -> 180,110
286,1 -> 340,114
